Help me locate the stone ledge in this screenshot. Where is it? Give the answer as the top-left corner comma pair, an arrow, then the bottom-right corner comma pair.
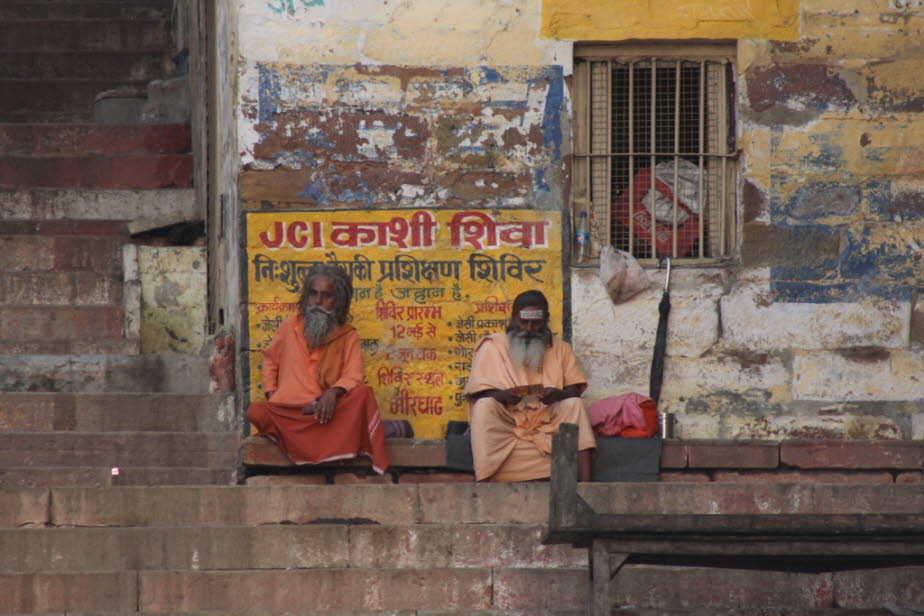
242,435 -> 447,469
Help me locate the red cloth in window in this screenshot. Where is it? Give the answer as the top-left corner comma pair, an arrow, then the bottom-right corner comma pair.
613,168 -> 701,258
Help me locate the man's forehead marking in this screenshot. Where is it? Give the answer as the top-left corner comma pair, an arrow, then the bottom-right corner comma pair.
519,309 -> 544,320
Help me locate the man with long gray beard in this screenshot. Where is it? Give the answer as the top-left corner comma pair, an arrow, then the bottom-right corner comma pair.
464,290 -> 595,482
247,265 -> 389,472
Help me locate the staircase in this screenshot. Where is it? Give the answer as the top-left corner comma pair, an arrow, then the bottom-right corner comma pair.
0,0 -> 238,492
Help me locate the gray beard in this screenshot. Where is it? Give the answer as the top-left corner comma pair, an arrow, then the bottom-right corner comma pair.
303,307 -> 336,349
508,329 -> 550,371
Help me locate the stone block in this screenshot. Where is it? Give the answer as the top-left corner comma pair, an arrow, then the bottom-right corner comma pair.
244,474 -> 327,486
138,569 -> 493,611
397,472 -> 473,483
332,472 -> 394,485
0,154 -> 193,189
794,350 -> 924,402
914,412 -> 924,439
492,568 -> 589,611
713,471 -> 892,484
0,236 -> 54,271
808,485 -> 924,514
0,571 -> 138,613
578,482 -> 816,515
138,246 -> 206,354
612,565 -> 834,609
387,439 -> 447,467
721,282 -> 910,351
840,226 -> 919,281
686,440 -> 779,469
241,435 -> 291,466
0,488 -> 48,527
52,485 -> 419,527
780,440 -> 924,469
448,525 -> 586,569
659,472 -> 711,482
659,440 -> 687,469
0,467 -> 111,489
0,187 -> 197,223
833,567 -> 924,608
418,483 -> 550,524
896,471 -> 923,484
742,223 -> 839,278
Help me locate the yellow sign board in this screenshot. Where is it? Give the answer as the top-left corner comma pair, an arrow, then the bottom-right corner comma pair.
244,209 -> 564,439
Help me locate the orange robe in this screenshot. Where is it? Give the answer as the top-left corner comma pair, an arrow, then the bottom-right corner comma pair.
464,332 -> 596,482
247,315 -> 389,473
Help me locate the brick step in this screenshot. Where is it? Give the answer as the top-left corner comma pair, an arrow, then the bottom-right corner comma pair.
0,305 -> 126,344
0,523 -> 578,573
3,484 -> 549,528
0,466 -> 235,489
0,432 -> 240,468
0,51 -> 169,82
0,354 -> 211,393
0,271 -> 121,306
0,153 -> 193,189
0,0 -> 173,20
0,81 -> 153,122
0,392 -> 237,433
0,123 -> 190,155
0,19 -> 170,52
0,187 -> 196,222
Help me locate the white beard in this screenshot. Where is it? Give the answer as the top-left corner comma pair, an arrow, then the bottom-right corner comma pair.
508,330 -> 549,371
303,307 -> 336,348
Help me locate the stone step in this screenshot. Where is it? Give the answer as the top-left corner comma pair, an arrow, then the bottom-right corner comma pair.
0,305 -> 126,347
0,81 -> 152,123
0,153 -> 193,189
0,336 -> 138,355
0,19 -> 170,52
0,223 -> 125,272
0,523 -> 580,573
0,0 -> 174,21
0,392 -> 237,433
0,51 -> 169,82
0,123 -> 190,156
0,270 -> 121,306
0,432 -> 240,469
0,466 -> 235,489
0,354 -> 211,393
0,187 -> 197,222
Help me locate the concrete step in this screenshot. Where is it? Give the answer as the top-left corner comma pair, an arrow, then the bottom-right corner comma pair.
0,354 -> 211,393
0,270 -> 121,306
0,123 -> 190,156
0,80 -> 152,123
0,19 -> 170,52
0,305 -> 126,347
0,466 -> 235,489
0,392 -> 238,433
0,431 -> 240,469
0,187 -> 197,222
0,223 -> 124,272
0,153 -> 193,189
0,51 -> 169,82
0,0 -> 174,21
0,523 -> 580,573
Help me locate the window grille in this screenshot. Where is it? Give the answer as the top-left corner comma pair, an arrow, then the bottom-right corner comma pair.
572,44 -> 737,263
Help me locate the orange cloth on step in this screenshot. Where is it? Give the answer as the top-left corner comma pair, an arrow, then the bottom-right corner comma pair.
464,332 -> 596,482
247,315 -> 388,472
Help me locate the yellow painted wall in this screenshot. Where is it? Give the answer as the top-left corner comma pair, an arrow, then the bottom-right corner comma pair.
542,0 -> 799,41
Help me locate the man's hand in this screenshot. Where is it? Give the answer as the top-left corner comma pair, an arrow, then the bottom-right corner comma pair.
490,389 -> 522,407
540,384 -> 583,406
313,387 -> 344,424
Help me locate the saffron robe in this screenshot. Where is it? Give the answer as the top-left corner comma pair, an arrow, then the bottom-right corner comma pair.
464,332 -> 596,482
247,315 -> 389,473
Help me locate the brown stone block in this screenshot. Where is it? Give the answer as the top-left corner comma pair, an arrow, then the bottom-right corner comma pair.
448,525 -> 586,569
740,223 -> 839,270
659,440 -> 687,469
0,154 -> 193,189
809,485 -> 924,514
397,472 -> 473,484
713,471 -> 892,484
781,440 -> 924,469
612,564 -> 834,609
53,236 -> 122,271
834,566 -> 924,608
240,435 -> 291,466
0,488 -> 48,527
579,483 -> 816,515
0,271 -> 75,305
139,569 -> 492,611
0,306 -> 124,341
244,474 -> 327,486
492,568 -> 589,611
896,471 -> 923,484
0,571 -> 137,612
686,440 -> 779,469
52,485 -> 419,527
332,471 -> 394,484
349,525 -> 453,569
659,472 -> 711,482
419,483 -> 550,524
0,236 -> 55,272
387,438 -> 446,467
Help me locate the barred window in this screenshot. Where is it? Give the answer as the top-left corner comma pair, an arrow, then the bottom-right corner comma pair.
572,44 -> 737,263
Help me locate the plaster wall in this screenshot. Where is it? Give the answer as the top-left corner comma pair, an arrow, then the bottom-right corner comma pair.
235,0 -> 924,439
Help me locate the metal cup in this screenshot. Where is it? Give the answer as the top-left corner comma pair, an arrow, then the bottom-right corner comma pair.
659,412 -> 674,439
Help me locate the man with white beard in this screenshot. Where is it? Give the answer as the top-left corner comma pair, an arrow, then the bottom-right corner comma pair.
246,265 -> 389,472
464,290 -> 596,482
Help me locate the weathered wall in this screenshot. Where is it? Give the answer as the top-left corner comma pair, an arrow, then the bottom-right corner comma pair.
235,0 -> 924,439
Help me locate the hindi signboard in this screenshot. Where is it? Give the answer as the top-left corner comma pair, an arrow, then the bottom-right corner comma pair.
244,208 -> 564,439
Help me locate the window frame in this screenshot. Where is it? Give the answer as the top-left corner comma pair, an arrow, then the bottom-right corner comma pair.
571,42 -> 738,266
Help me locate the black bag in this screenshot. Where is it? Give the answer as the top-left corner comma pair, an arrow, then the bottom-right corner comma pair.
444,420 -> 474,473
